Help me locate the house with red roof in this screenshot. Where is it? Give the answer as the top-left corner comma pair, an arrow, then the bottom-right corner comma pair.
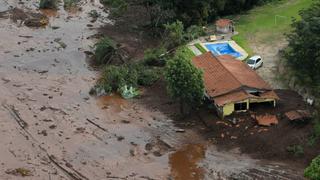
192,52 -> 279,117
215,19 -> 234,34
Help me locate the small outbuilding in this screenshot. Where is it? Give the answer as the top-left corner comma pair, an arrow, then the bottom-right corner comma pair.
192,52 -> 279,118
215,19 -> 234,34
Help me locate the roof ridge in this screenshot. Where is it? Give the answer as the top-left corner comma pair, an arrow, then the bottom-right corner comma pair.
211,53 -> 243,93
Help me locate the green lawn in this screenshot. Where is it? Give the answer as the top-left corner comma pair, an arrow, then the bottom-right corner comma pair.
195,43 -> 207,54
232,0 -> 313,56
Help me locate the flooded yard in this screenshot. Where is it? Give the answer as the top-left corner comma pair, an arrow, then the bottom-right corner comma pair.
0,0 -> 307,179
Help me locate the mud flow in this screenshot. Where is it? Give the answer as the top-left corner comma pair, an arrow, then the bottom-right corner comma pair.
0,0 -> 307,179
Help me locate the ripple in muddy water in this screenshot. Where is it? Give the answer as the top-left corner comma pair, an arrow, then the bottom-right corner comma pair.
97,94 -> 128,113
169,144 -> 207,180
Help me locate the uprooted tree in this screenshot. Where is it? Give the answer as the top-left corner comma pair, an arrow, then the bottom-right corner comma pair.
94,37 -> 128,65
164,47 -> 204,114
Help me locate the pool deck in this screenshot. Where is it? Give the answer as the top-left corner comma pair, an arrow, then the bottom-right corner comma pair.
188,32 -> 248,61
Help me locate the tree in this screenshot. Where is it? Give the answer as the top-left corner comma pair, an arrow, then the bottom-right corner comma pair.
284,1 -> 320,94
100,0 -> 128,16
164,47 -> 204,114
304,155 -> 320,180
100,0 -> 274,32
163,20 -> 185,49
39,0 -> 58,9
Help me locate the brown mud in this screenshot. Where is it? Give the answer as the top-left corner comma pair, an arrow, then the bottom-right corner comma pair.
0,0 -> 315,180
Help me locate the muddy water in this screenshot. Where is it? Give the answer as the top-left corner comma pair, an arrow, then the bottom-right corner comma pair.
0,0 -> 304,179
170,144 -> 206,180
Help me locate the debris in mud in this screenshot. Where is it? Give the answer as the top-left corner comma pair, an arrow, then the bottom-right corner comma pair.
0,8 -> 49,27
88,9 -> 99,19
285,110 -> 312,122
54,38 -> 67,49
129,149 -> 135,156
51,26 -> 60,30
49,124 -> 57,129
86,118 -> 108,132
145,143 -> 153,151
89,85 -> 107,96
35,69 -> 49,74
1,77 -> 10,83
175,128 -> 185,133
117,136 -> 125,141
75,127 -> 86,133
152,151 -> 162,157
144,138 -> 173,157
39,106 -> 68,115
24,17 -> 48,27
2,103 -> 28,129
84,50 -> 94,56
252,114 -> 278,126
38,130 -> 48,136
121,120 -> 130,124
19,35 -> 33,38
5,168 -> 33,177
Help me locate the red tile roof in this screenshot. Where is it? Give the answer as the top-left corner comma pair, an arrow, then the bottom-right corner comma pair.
192,52 -> 279,106
215,19 -> 233,28
217,55 -> 272,90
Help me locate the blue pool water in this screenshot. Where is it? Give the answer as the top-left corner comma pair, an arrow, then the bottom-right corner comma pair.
205,43 -> 242,58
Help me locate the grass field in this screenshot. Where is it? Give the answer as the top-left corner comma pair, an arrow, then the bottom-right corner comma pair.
232,0 -> 313,55
195,43 -> 207,54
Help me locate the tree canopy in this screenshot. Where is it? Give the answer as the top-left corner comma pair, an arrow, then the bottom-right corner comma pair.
164,47 -> 204,113
304,155 -> 320,180
284,0 -> 320,94
101,0 -> 278,29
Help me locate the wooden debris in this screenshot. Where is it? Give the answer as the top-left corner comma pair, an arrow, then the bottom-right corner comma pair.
285,110 -> 312,122
2,103 -> 28,129
175,129 -> 185,133
86,118 -> 108,132
253,114 -> 278,126
5,168 -> 32,177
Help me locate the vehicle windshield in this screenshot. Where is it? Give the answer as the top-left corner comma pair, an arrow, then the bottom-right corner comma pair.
247,59 -> 255,64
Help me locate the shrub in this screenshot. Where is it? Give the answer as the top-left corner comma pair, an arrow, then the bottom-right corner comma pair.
304,155 -> 320,180
89,10 -> 100,19
96,63 -> 160,95
100,0 -> 128,17
143,47 -> 167,67
39,0 -> 58,9
185,25 -> 206,41
64,0 -> 79,8
94,37 -> 118,65
137,68 -> 160,86
100,65 -> 138,92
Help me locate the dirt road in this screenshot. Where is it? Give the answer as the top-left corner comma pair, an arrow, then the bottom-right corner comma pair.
0,0 -> 305,179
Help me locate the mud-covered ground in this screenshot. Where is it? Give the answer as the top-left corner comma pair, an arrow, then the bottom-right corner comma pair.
0,0 -> 315,180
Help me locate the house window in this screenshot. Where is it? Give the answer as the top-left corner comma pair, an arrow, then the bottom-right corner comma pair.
234,102 -> 247,111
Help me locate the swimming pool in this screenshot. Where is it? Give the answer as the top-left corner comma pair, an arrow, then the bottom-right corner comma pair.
204,43 -> 242,58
